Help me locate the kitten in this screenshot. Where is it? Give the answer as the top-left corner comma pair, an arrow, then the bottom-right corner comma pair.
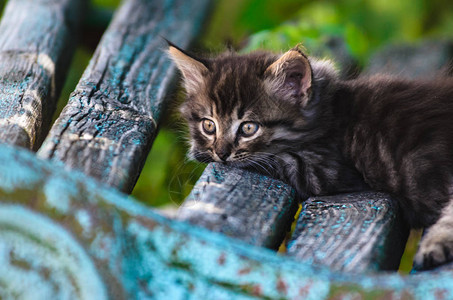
168,43 -> 453,270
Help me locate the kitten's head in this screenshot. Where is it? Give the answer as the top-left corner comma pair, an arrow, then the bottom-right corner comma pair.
168,43 -> 336,169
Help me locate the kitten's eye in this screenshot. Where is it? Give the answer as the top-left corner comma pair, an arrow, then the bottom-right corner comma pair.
240,122 -> 259,137
202,119 -> 216,134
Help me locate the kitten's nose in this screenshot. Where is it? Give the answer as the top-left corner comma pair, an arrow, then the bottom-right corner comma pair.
217,150 -> 230,162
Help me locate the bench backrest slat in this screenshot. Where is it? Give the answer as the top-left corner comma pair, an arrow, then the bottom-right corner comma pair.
2,142 -> 453,299
37,0 -> 211,193
176,163 -> 297,249
0,0 -> 85,150
287,192 -> 409,272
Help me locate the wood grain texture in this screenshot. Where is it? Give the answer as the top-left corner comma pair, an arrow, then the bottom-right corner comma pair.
0,0 -> 85,150
38,0 -> 211,193
1,143 -> 453,299
287,192 -> 409,272
176,163 -> 298,249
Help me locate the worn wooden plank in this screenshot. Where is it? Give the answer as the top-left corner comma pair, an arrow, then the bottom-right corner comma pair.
0,0 -> 86,150
38,0 -> 211,193
0,205 -> 107,299
176,163 -> 298,249
1,143 -> 453,298
287,192 -> 409,272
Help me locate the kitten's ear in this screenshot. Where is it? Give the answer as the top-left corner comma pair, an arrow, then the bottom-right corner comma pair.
167,44 -> 209,94
264,48 -> 312,107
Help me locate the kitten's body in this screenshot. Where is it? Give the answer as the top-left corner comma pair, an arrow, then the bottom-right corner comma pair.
169,44 -> 453,269
340,76 -> 453,228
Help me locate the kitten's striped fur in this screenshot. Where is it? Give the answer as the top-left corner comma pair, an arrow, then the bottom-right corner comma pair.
169,44 -> 453,270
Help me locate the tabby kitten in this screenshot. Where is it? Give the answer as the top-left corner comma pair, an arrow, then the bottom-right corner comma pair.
168,43 -> 453,270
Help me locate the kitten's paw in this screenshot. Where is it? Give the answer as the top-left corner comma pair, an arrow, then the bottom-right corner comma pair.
414,228 -> 453,270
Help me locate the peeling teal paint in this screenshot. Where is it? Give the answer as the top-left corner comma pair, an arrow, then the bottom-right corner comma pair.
0,150 -> 42,193
1,127 -> 453,298
75,209 -> 92,237
0,204 -> 107,299
43,175 -> 76,214
0,77 -> 31,119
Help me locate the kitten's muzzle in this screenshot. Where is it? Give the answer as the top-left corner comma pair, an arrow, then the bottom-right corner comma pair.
214,143 -> 232,162
216,150 -> 231,162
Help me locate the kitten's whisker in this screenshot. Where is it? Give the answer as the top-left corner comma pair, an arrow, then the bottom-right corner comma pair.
244,155 -> 274,176
253,152 -> 279,168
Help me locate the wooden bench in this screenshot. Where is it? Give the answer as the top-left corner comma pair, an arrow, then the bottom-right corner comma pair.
0,0 -> 452,298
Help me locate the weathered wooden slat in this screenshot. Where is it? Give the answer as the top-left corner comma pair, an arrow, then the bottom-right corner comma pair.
38,0 -> 211,193
1,143 -> 453,298
0,0 -> 86,150
287,192 -> 409,272
0,205 -> 107,299
176,163 -> 298,249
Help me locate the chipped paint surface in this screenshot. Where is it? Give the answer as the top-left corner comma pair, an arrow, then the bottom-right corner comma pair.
288,192 -> 409,272
1,144 -> 453,298
0,0 -> 84,149
182,200 -> 226,214
178,162 -> 298,249
0,204 -> 107,299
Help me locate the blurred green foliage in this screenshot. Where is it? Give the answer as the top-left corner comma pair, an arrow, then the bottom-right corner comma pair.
202,0 -> 305,50
207,0 -> 453,65
132,126 -> 206,207
92,0 -> 121,9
